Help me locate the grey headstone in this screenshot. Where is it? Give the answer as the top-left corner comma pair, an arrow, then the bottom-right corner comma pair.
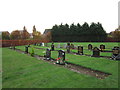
57,43 -> 60,48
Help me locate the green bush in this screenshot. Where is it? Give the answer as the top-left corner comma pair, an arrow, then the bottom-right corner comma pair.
31,47 -> 34,57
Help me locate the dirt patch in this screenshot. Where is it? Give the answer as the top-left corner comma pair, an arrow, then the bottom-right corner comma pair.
11,48 -> 111,79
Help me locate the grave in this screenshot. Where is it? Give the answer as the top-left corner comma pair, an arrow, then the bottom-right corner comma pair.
70,44 -> 74,49
74,45 -> 77,49
34,43 -> 36,46
28,44 -> 30,47
37,43 -> 39,46
42,43 -> 45,46
44,48 -> 51,60
112,47 -> 120,60
39,43 -> 42,46
100,44 -> 105,51
25,46 -> 29,53
56,50 -> 65,65
13,46 -> 15,50
63,44 -> 67,49
66,43 -> 70,53
88,44 -> 93,50
51,43 -> 54,51
57,43 -> 60,48
77,46 -> 83,55
92,47 -> 100,57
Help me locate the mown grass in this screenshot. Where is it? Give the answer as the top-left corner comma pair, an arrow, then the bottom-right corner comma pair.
2,48 -> 119,88
15,43 -> 119,88
15,44 -> 118,73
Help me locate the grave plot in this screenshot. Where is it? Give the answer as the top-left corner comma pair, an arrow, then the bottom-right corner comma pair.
14,45 -> 118,76
28,44 -> 113,59
3,48 -> 119,88
112,46 -> 120,60
13,46 -> 112,79
49,43 -> 114,57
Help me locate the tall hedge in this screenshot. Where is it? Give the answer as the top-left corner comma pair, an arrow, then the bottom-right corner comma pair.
51,22 -> 107,42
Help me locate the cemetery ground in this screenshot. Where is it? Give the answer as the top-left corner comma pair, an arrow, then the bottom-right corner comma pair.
2,42 -> 119,88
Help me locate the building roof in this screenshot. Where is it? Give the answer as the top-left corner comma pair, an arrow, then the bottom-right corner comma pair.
43,29 -> 51,34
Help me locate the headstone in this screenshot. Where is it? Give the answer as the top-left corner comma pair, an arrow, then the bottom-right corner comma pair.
100,44 -> 105,51
51,43 -> 54,51
28,44 -> 30,47
57,43 -> 60,48
44,48 -> 51,60
74,45 -> 77,49
88,44 -> 92,50
13,46 -> 15,50
56,50 -> 65,65
42,43 -> 45,46
25,46 -> 29,53
63,44 -> 67,49
66,43 -> 70,53
34,43 -> 36,46
92,47 -> 100,57
112,47 -> 120,60
77,46 -> 83,55
70,44 -> 74,49
39,43 -> 42,46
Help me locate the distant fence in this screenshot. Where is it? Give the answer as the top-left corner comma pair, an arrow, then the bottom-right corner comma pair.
1,40 -> 49,47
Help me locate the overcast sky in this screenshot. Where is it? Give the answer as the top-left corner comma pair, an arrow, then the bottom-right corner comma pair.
0,0 -> 119,34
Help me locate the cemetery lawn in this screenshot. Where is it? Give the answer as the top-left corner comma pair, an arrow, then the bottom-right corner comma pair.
2,47 -> 119,88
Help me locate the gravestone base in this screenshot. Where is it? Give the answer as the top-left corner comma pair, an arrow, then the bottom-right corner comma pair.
67,50 -> 70,53
112,54 -> 120,60
56,61 -> 65,65
77,52 -> 83,55
44,57 -> 51,60
92,51 -> 100,57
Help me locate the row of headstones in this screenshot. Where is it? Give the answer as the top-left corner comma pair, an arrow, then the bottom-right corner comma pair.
51,43 -> 106,51
50,43 -> 120,60
44,48 -> 65,65
19,43 -> 120,60
34,43 -> 46,47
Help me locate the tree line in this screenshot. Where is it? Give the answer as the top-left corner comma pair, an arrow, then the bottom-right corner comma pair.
51,22 -> 107,42
2,26 -> 43,40
1,23 -> 120,42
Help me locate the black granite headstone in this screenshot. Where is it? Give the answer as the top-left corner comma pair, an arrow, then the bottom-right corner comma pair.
112,47 -> 120,60
44,48 -> 51,60
92,47 -> 100,57
51,43 -> 54,51
66,44 -> 70,53
70,44 -> 74,49
88,44 -> 92,50
25,46 -> 29,53
78,46 -> 83,55
100,44 -> 105,51
13,46 -> 15,50
56,50 -> 65,65
39,43 -> 42,46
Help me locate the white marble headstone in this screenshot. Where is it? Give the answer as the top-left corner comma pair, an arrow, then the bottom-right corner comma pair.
42,43 -> 45,46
